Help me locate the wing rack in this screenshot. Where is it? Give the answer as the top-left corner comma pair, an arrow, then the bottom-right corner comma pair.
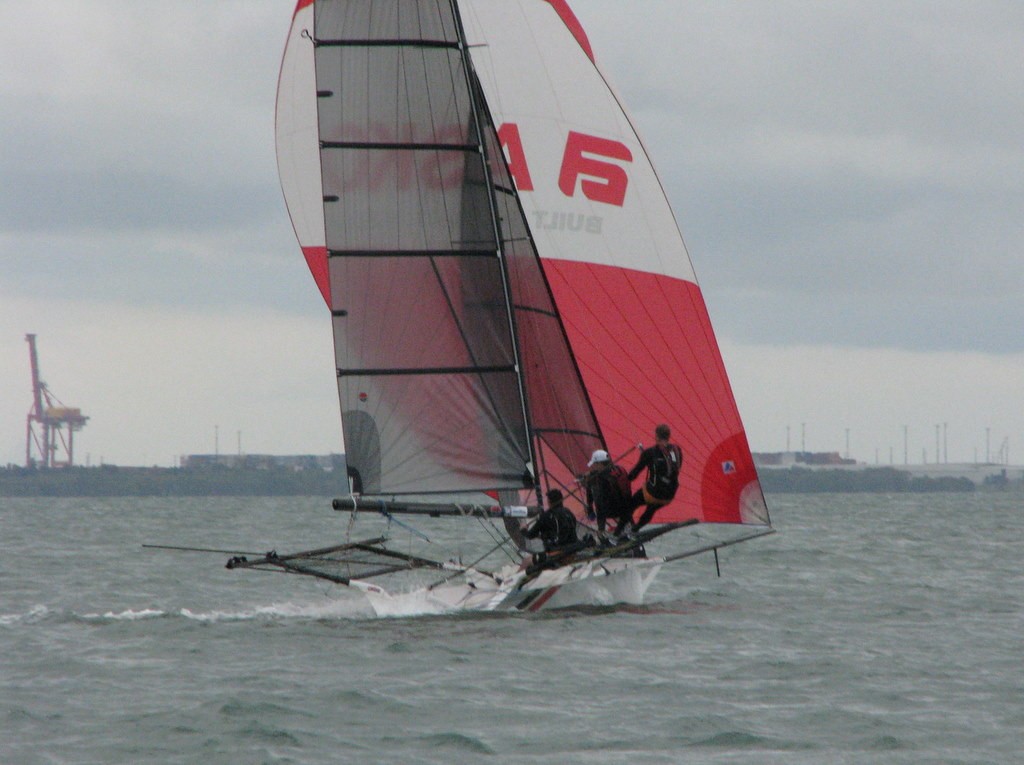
224,537 -> 447,585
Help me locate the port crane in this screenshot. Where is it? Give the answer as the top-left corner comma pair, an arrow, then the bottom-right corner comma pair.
25,334 -> 89,468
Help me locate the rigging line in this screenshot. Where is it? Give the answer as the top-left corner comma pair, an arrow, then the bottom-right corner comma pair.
663,528 -> 775,564
464,508 -> 512,557
512,303 -> 558,318
475,514 -> 520,564
142,544 -> 265,556
344,492 -> 359,544
469,14 -> 603,474
542,463 -> 585,507
508,245 -> 603,459
378,502 -> 430,544
426,535 -> 506,590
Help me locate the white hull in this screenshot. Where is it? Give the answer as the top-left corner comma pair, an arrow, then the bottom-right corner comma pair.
351,556 -> 664,617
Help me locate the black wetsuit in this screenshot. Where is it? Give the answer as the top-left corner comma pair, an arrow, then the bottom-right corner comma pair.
524,503 -> 578,550
627,443 -> 682,530
585,463 -> 633,533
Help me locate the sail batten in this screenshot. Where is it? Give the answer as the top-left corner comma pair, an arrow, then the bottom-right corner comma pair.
314,39 -> 461,49
320,140 -> 478,151
328,251 -> 496,259
337,365 -> 516,377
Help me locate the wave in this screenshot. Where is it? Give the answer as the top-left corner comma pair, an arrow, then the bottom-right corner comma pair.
0,596 -> 376,626
2,591 -> 706,626
0,604 -> 52,626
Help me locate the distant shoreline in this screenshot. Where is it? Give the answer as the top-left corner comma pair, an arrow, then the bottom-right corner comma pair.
0,465 -> 347,498
1,464 -> 1012,498
757,466 -> 983,493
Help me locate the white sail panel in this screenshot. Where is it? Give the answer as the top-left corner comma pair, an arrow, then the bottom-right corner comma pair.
276,0 -> 330,306
461,0 -> 695,284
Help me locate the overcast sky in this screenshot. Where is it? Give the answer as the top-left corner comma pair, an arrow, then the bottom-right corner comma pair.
2,1 -> 1022,468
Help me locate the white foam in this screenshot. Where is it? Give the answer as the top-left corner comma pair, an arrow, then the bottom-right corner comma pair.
0,604 -> 51,626
80,608 -> 167,621
177,595 -> 376,622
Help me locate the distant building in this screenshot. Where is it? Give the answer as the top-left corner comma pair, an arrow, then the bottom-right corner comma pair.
753,451 -> 856,468
754,451 -> 1024,487
181,454 -> 343,471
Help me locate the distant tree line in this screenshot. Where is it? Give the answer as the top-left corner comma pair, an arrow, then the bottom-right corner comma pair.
0,463 -> 994,498
758,467 -> 976,493
0,464 -> 348,498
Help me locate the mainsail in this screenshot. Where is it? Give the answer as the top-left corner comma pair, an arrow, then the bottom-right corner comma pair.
276,0 -> 769,528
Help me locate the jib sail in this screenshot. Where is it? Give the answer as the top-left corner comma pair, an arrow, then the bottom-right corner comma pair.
460,0 -> 769,525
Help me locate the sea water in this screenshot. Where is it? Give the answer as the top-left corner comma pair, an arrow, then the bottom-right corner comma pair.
1,493 -> 1022,764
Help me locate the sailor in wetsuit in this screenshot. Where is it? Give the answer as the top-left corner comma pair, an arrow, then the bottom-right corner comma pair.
624,423 -> 682,534
584,449 -> 633,535
523,488 -> 578,552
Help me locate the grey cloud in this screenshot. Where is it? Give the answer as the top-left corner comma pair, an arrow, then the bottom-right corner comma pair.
575,2 -> 1024,353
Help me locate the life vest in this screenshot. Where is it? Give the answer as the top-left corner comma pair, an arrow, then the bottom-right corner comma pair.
646,444 -> 682,500
587,464 -> 631,513
608,464 -> 632,505
540,505 -> 578,549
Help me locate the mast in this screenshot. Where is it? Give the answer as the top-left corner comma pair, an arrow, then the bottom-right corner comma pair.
448,0 -> 540,501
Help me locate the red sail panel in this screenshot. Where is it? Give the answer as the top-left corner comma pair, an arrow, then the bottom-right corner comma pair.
543,259 -> 761,524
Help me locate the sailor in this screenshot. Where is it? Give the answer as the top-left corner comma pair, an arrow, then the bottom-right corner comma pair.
584,449 -> 633,535
523,488 -> 578,552
624,424 -> 683,533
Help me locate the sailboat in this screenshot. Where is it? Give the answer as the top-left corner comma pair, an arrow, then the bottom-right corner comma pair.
230,0 -> 772,614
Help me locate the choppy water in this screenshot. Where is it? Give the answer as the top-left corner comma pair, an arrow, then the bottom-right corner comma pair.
2,493 -> 1022,764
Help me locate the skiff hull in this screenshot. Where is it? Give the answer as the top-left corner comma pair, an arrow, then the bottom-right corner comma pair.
351,557 -> 665,617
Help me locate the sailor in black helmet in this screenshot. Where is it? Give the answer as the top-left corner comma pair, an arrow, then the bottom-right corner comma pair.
624,423 -> 683,534
523,488 -> 578,552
